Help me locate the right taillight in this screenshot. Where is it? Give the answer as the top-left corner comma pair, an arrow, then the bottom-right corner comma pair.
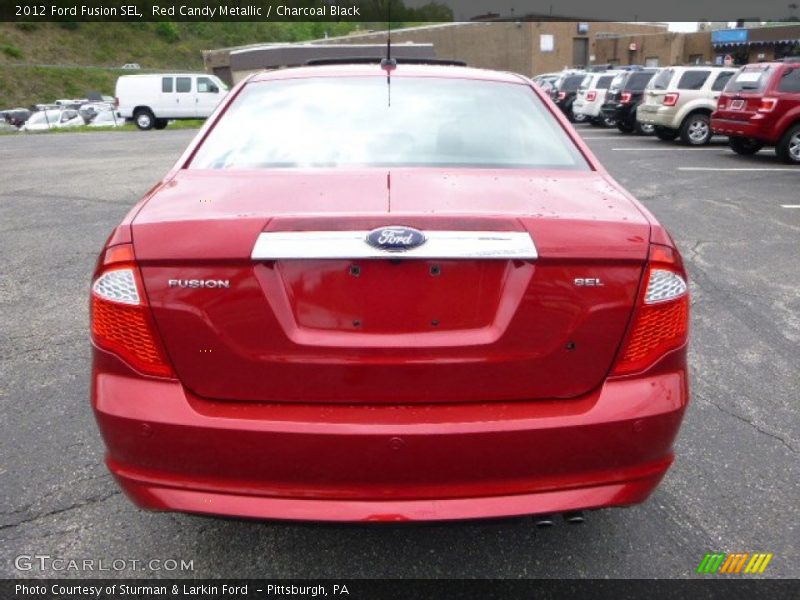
90,243 -> 174,378
663,92 -> 680,107
612,244 -> 689,376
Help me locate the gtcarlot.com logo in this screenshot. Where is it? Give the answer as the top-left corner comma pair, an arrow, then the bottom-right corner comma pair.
696,552 -> 773,574
14,554 -> 194,572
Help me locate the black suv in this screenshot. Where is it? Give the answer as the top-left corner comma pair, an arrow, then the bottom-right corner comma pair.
601,69 -> 659,134
550,72 -> 587,122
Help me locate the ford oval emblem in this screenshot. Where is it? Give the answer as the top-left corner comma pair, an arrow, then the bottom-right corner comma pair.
365,226 -> 427,252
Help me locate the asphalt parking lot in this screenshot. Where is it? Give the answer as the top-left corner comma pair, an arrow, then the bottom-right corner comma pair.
0,127 -> 797,579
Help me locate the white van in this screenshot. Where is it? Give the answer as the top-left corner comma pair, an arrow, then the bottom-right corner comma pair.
115,73 -> 229,130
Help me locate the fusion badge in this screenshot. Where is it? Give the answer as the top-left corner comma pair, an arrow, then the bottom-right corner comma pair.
168,279 -> 230,289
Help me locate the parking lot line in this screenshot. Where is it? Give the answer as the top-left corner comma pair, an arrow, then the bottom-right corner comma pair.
612,147 -> 722,151
579,136 -> 619,140
780,204 -> 800,208
678,167 -> 799,172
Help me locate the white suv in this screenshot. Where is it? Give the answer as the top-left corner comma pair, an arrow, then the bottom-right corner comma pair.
573,71 -> 624,126
636,66 -> 737,145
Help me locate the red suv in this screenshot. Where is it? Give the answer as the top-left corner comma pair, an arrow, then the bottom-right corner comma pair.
712,59 -> 800,163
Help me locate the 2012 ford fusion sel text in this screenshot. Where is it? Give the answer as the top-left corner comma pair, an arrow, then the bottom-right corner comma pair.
90,63 -> 690,522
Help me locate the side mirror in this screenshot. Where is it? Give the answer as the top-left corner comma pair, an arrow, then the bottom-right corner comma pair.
210,85 -> 219,94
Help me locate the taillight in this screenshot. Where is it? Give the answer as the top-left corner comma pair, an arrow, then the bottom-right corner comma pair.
114,96 -> 119,108
558,91 -> 566,101
612,244 -> 689,376
758,98 -> 777,112
717,97 -> 727,110
587,91 -> 597,102
90,243 -> 174,378
620,92 -> 632,104
663,93 -> 679,107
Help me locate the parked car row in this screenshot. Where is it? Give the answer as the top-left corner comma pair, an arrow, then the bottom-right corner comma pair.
534,66 -> 659,134
1,97 -> 124,132
535,57 -> 800,163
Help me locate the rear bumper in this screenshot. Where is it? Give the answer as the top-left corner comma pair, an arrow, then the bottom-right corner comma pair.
573,100 -> 602,117
601,104 -> 634,123
636,106 -> 677,128
711,117 -> 776,143
93,348 -> 688,522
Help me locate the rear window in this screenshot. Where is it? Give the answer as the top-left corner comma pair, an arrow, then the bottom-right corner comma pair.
560,75 -> 584,92
650,69 -> 674,90
677,70 -> 710,90
627,72 -> 655,91
596,75 -> 614,90
725,66 -> 775,93
711,71 -> 736,91
609,73 -> 626,91
190,77 -> 589,171
777,68 -> 800,93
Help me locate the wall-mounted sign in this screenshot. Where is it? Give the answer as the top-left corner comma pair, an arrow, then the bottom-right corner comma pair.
577,23 -> 589,34
540,34 -> 554,52
711,29 -> 749,44
629,42 -> 638,51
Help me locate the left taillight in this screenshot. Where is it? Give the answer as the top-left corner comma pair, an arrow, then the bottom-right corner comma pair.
758,98 -> 777,113
620,92 -> 632,104
612,244 -> 689,376
557,91 -> 566,101
586,90 -> 597,102
663,92 -> 680,107
90,243 -> 174,378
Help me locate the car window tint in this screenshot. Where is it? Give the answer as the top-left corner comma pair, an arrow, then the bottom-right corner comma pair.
711,71 -> 735,91
627,73 -> 655,91
162,77 -> 173,93
778,68 -> 800,93
596,75 -> 614,89
561,76 -> 583,92
176,77 -> 192,93
650,69 -> 674,90
190,77 -> 590,171
677,70 -> 710,90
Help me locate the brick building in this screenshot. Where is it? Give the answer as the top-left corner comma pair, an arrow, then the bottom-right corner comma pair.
593,24 -> 800,68
203,21 -> 668,84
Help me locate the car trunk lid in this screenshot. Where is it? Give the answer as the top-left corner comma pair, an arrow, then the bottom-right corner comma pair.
133,169 -> 650,404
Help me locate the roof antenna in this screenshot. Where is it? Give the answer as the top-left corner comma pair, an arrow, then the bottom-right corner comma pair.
380,0 -> 396,107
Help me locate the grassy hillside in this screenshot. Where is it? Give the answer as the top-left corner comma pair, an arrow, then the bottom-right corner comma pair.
0,21 -> 363,106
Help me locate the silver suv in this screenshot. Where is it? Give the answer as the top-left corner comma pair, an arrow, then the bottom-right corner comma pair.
636,66 -> 737,145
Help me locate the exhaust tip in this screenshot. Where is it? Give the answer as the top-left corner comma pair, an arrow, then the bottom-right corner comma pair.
564,511 -> 585,524
534,515 -> 555,527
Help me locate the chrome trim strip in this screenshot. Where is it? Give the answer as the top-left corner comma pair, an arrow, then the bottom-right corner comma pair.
251,231 -> 538,260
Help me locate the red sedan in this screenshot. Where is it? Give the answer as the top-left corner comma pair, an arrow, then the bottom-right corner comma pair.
90,63 -> 689,522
